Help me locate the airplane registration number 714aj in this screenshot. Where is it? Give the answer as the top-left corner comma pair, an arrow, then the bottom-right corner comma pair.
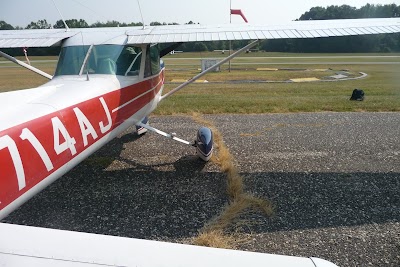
0,96 -> 113,207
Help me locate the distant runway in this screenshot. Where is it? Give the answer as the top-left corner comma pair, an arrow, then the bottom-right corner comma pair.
231,61 -> 400,65
0,60 -> 57,64
232,61 -> 400,64
2,113 -> 400,267
166,55 -> 400,59
165,55 -> 400,65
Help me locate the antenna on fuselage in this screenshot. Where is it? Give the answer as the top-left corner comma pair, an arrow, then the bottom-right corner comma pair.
51,0 -> 70,31
137,0 -> 145,29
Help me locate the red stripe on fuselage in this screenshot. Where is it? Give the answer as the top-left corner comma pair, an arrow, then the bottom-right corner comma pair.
0,72 -> 164,212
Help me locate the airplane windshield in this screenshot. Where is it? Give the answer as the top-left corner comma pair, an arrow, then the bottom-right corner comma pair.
55,44 -> 142,76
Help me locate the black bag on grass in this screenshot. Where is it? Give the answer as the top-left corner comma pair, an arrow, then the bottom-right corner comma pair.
350,89 -> 364,101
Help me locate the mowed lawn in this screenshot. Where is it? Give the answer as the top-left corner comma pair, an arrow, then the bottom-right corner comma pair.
0,57 -> 57,91
1,53 -> 399,113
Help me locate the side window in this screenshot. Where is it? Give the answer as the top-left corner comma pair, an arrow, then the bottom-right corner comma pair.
144,46 -> 152,78
116,46 -> 142,76
144,45 -> 160,78
150,45 -> 160,75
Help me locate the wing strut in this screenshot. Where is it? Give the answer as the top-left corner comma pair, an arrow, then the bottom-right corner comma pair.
0,50 -> 53,80
159,39 -> 260,101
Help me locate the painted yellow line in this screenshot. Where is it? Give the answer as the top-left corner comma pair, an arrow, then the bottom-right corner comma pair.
311,69 -> 329,72
256,68 -> 278,71
171,79 -> 208,83
171,79 -> 188,83
290,77 -> 320,82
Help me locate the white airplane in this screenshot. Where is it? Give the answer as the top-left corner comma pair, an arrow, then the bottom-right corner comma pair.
0,17 -> 399,267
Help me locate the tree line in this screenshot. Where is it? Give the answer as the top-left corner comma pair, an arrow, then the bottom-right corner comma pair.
0,19 -> 181,30
1,3 -> 399,55
263,3 -> 400,53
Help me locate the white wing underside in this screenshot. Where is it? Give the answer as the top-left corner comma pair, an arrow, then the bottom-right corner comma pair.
0,29 -> 77,48
0,223 -> 337,267
126,18 -> 400,44
0,18 -> 399,47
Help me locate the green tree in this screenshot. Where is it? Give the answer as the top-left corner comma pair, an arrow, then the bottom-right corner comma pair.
26,19 -> 52,29
123,22 -> 143,27
150,21 -> 162,26
91,20 -> 119,27
265,4 -> 400,53
0,21 -> 14,30
54,19 -> 89,29
193,42 -> 208,52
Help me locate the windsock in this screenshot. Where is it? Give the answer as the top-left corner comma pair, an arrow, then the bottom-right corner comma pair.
230,9 -> 248,23
23,47 -> 31,65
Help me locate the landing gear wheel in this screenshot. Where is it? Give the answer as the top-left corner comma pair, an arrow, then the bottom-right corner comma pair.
195,127 -> 213,161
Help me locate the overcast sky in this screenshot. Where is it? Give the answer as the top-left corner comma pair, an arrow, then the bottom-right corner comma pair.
1,0 -> 397,27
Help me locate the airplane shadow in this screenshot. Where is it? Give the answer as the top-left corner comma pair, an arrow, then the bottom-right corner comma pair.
2,127 -> 400,242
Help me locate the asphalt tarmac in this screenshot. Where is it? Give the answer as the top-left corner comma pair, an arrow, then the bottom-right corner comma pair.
2,113 -> 400,266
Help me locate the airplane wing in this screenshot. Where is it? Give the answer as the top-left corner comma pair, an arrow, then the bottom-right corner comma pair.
0,18 -> 399,48
126,18 -> 400,44
0,29 -> 77,48
0,223 -> 338,267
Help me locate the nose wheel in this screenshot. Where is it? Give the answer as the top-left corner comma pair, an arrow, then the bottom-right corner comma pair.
195,127 -> 213,161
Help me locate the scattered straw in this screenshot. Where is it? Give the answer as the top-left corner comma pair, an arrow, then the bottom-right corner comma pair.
193,230 -> 236,249
191,113 -> 274,249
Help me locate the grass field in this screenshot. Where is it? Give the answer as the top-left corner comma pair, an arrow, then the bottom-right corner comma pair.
1,52 -> 399,114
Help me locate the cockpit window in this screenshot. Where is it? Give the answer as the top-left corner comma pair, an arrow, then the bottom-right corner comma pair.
55,44 -> 142,77
54,46 -> 89,76
86,45 -> 122,75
